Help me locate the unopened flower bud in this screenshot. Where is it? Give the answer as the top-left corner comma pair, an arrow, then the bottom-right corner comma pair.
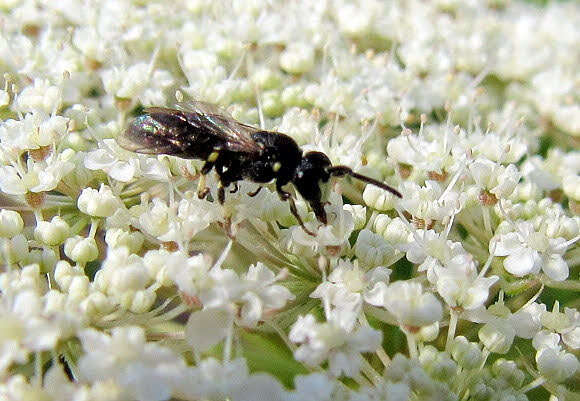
563,175 -> 579,201
417,321 -> 440,342
24,248 -> 57,273
419,345 -> 457,382
280,43 -> 315,75
78,184 -> 122,218
68,275 -> 90,302
363,185 -> 396,211
1,234 -> 29,264
492,359 -> 525,388
251,67 -> 282,90
262,90 -> 283,118
105,228 -> 144,253
80,291 -> 114,316
34,216 -> 70,245
0,210 -> 24,238
478,320 -> 515,354
451,336 -> 483,370
125,289 -> 156,314
64,236 -> 98,264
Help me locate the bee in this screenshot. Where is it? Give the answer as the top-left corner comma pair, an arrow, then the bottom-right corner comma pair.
118,102 -> 402,236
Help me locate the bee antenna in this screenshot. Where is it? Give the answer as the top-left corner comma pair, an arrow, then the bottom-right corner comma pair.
327,166 -> 402,198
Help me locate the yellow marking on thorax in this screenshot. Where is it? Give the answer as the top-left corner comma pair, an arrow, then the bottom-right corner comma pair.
273,162 -> 282,172
208,151 -> 219,162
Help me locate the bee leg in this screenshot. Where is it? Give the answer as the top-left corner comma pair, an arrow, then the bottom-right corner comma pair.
197,174 -> 210,199
230,182 -> 239,194
218,183 -> 226,204
247,186 -> 263,197
276,184 -> 315,237
196,161 -> 215,199
200,161 -> 215,175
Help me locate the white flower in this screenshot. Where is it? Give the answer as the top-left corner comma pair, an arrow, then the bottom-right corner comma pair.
287,373 -> 341,401
85,138 -> 170,182
399,181 -> 461,225
237,263 -> 295,327
468,158 -> 521,200
77,184 -> 123,218
0,152 -> 74,195
382,281 -> 443,328
491,221 -> 571,281
172,358 -> 250,401
13,79 -> 62,114
0,289 -> 75,375
401,229 -> 466,278
290,193 -> 354,257
78,327 -> 184,401
431,254 -> 498,310
289,314 -> 382,378
311,259 -> 391,329
536,347 -> 579,383
186,307 -> 234,353
354,229 -> 398,268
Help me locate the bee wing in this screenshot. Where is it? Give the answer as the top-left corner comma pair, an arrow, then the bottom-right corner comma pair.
176,101 -> 265,154
119,107 -> 191,155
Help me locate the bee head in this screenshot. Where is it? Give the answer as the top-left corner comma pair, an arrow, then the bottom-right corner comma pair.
294,151 -> 332,224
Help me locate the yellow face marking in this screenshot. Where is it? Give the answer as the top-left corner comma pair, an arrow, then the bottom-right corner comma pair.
273,162 -> 282,172
208,151 -> 219,162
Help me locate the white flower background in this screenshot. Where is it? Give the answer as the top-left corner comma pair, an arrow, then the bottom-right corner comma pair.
0,0 -> 578,400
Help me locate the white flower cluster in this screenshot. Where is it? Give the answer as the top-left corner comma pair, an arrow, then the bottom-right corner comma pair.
0,0 -> 578,400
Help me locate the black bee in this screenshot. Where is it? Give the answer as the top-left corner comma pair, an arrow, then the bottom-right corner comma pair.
118,102 -> 402,235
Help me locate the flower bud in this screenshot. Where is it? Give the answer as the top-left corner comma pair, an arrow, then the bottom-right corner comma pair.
64,236 -> 98,264
451,336 -> 483,370
68,275 -> 90,302
55,260 -> 83,291
44,290 -> 67,314
363,185 -> 396,211
419,345 -> 457,382
24,248 -> 57,273
34,216 -> 70,245
77,184 -> 122,218
281,84 -> 309,108
1,234 -> 29,264
105,228 -> 144,253
492,359 -> 524,388
80,291 -> 114,317
280,43 -> 315,75
0,210 -> 24,238
262,90 -> 283,118
417,321 -> 440,343
563,175 -> 579,201
125,289 -> 156,314
478,320 -> 515,354
143,249 -> 172,286
251,67 -> 282,90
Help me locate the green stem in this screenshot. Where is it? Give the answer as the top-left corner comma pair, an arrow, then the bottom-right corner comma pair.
446,309 -> 458,352
406,331 -> 418,359
520,376 -> 545,393
540,277 -> 580,291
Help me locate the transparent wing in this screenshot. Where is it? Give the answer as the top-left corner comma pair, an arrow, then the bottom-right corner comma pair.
175,101 -> 265,153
